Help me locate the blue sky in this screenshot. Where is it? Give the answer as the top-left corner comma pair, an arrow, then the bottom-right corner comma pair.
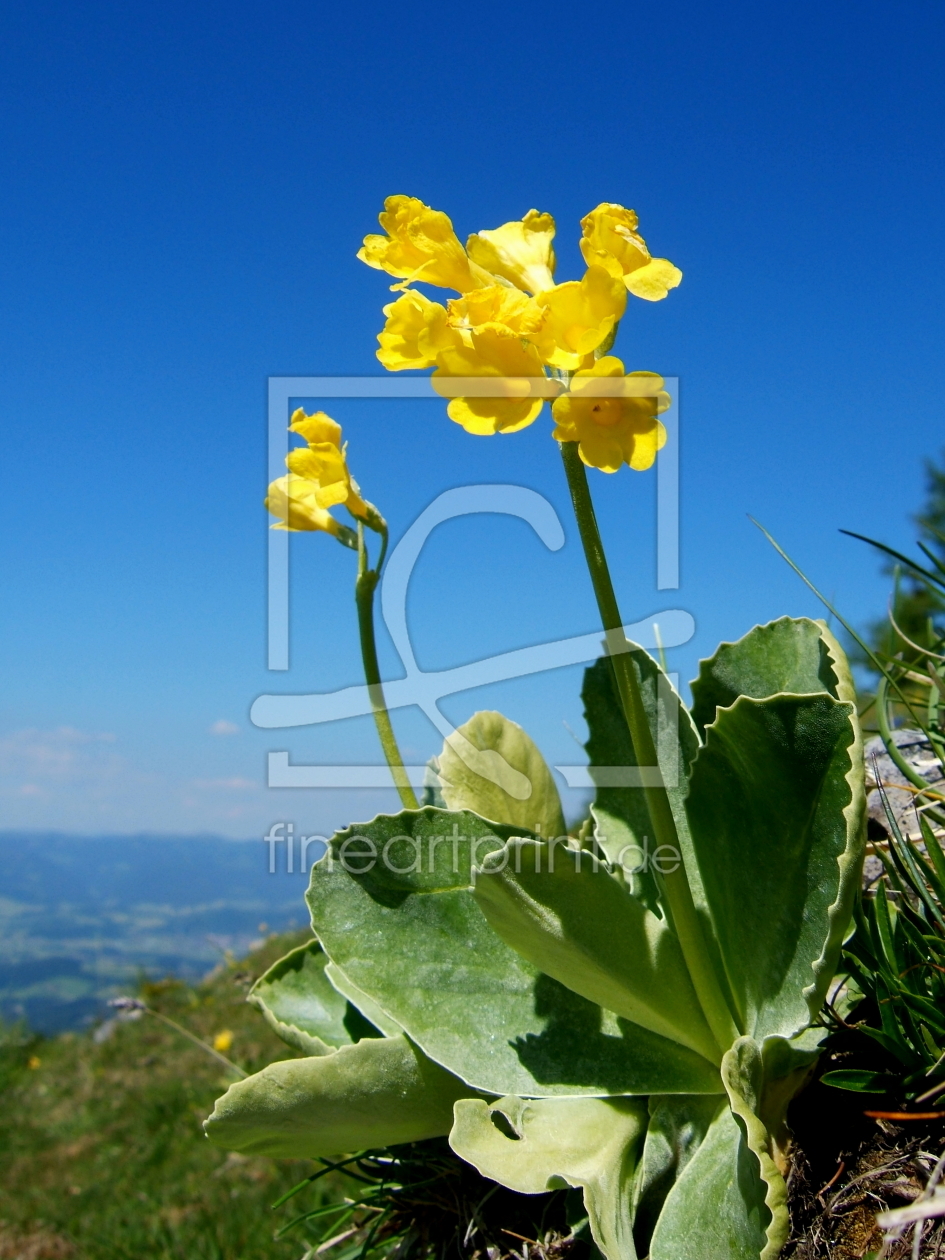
1,0 -> 943,837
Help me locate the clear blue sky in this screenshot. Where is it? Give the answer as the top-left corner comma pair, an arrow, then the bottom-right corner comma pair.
1,0 -> 943,837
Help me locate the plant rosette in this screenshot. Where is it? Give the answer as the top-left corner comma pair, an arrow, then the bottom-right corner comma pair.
206,617 -> 865,1260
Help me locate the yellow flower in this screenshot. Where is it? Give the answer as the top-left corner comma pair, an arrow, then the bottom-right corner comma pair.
532,266 -> 627,370
265,475 -> 348,536
265,410 -> 381,539
432,324 -> 550,435
358,195 -> 493,293
552,357 -> 669,472
580,204 -> 682,302
376,290 -> 462,371
446,284 -> 545,338
213,1030 -> 233,1053
285,408 -> 370,519
466,210 -> 556,294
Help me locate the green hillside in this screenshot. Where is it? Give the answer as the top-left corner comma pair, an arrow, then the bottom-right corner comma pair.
0,930 -> 339,1260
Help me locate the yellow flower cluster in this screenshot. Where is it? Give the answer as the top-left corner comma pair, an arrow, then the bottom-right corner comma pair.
265,409 -> 381,540
359,196 -> 680,471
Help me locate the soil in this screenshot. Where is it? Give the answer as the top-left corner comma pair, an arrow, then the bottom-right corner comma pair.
784,1018 -> 945,1259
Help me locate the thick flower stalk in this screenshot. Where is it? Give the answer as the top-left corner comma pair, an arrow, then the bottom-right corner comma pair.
359,194 -> 681,472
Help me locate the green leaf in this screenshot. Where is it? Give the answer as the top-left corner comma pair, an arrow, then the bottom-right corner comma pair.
721,1038 -> 789,1260
685,693 -> 865,1040
582,651 -> 702,916
647,1104 -> 769,1260
438,710 -> 566,838
631,1094 -> 726,1253
820,1069 -> 899,1093
306,808 -> 723,1098
323,960 -> 403,1037
473,838 -> 721,1064
648,1039 -> 785,1260
249,939 -> 381,1055
204,1034 -> 472,1158
451,1094 -> 648,1260
689,617 -> 851,737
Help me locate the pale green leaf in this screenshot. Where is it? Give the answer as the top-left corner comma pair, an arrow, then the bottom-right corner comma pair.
451,1095 -> 647,1260
323,960 -> 403,1037
757,1029 -> 825,1152
439,711 -> 566,838
306,808 -> 723,1098
581,651 -> 730,1007
249,939 -> 380,1055
647,1093 -> 770,1260
473,838 -> 721,1064
203,1034 -> 472,1158
721,1038 -> 789,1260
631,1095 -> 725,1252
686,692 -> 864,1040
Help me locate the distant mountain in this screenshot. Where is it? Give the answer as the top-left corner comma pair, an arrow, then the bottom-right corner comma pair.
0,832 -> 319,1032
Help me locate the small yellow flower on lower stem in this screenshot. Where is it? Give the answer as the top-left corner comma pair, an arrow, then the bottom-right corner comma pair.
376,290 -> 461,370
213,1030 -> 233,1054
265,410 -> 382,541
432,324 -> 550,435
288,409 -> 342,446
466,210 -> 556,295
358,195 -> 494,293
265,475 -> 349,537
552,357 -> 670,472
580,203 -> 682,302
285,442 -> 350,508
284,408 -> 374,523
533,266 -> 627,369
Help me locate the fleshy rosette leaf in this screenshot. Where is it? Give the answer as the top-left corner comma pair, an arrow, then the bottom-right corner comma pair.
204,1034 -> 473,1158
451,1095 -> 648,1260
305,807 -> 723,1099
248,938 -> 385,1055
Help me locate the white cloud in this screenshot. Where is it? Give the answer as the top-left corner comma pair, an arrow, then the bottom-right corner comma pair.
210,719 -> 240,736
0,726 -> 120,783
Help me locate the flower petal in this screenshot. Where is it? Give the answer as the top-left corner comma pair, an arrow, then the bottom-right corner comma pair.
433,324 -> 548,435
552,357 -> 669,472
376,290 -> 460,371
467,210 -> 556,295
358,195 -> 492,293
624,257 -> 683,302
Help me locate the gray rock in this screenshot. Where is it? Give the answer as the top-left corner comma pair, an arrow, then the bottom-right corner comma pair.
864,729 -> 944,839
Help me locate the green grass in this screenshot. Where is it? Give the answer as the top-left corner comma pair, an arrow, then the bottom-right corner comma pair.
0,931 -> 344,1260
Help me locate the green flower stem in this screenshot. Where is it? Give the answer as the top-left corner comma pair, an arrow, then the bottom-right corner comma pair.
143,1007 -> 247,1077
355,523 -> 419,811
876,674 -> 945,825
559,440 -> 739,1051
